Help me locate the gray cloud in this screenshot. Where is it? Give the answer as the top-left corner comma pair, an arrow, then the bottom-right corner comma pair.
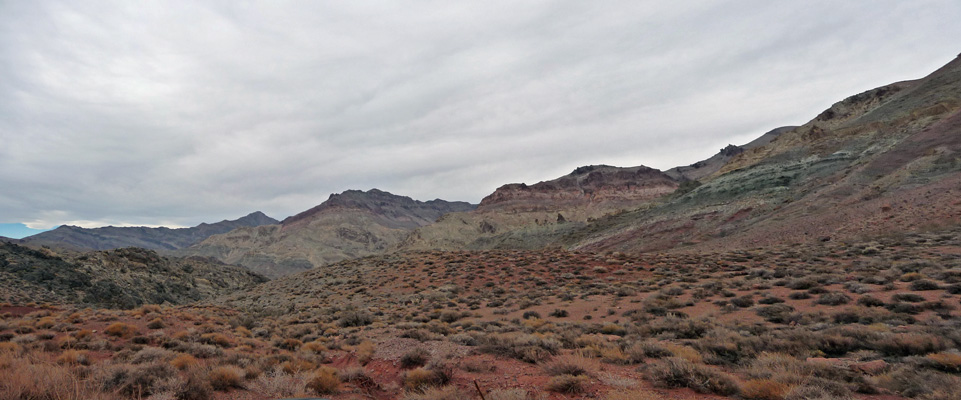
1,0 -> 959,228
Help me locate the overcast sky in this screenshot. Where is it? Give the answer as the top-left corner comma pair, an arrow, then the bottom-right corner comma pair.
1,1 -> 959,232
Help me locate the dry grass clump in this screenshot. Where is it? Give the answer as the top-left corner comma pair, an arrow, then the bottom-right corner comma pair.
646,357 -> 740,396
105,322 -> 138,338
402,384 -> 465,400
403,364 -> 453,392
56,349 -> 90,365
0,356 -> 110,400
875,333 -> 947,356
170,353 -> 199,370
147,317 -> 165,329
876,366 -> 961,398
199,333 -> 231,347
248,368 -> 308,398
541,354 -> 598,377
208,365 -> 245,390
400,347 -> 431,368
545,374 -> 589,394
355,340 -> 375,365
306,366 -> 340,394
277,338 -> 302,351
740,379 -> 792,400
924,351 -> 961,372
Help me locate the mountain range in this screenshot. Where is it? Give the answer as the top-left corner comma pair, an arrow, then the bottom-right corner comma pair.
13,54 -> 961,280
16,211 -> 278,251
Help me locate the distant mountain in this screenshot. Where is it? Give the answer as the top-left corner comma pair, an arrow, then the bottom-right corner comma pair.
18,211 -> 279,251
400,165 -> 679,251
564,54 -> 961,253
181,189 -> 475,277
0,242 -> 266,308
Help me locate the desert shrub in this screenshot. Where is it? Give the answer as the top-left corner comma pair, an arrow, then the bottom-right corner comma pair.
900,272 -> 923,282
923,352 -> 961,373
401,347 -> 430,368
784,382 -> 847,400
340,366 -> 377,389
549,309 -> 569,318
105,322 -> 138,338
339,309 -> 373,327
306,366 -> 340,394
277,338 -> 302,351
857,296 -> 885,307
787,278 -> 818,290
637,340 -> 673,358
178,368 -> 214,400
788,292 -> 811,300
815,292 -> 851,306
885,302 -> 922,314
740,378 -> 792,400
199,333 -> 231,347
448,333 -> 477,346
302,340 -> 327,354
402,384 -> 465,400
248,368 -> 306,398
646,357 -> 740,395
545,374 -> 588,394
56,349 -> 90,365
170,353 -> 199,370
404,367 -> 441,392
147,318 -> 165,329
758,296 -> 785,305
0,357 -> 107,400
756,304 -> 796,323
101,361 -> 177,397
521,311 -> 541,320
877,366 -> 961,398
280,359 -> 316,374
600,323 -> 626,336
123,347 -> 167,364
479,333 -> 560,363
909,279 -> 939,291
208,365 -> 245,390
891,293 -> 925,302
542,354 -> 597,377
875,333 -> 947,357
355,340 -> 375,364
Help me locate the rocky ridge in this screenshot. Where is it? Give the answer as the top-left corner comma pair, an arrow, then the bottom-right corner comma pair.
0,241 -> 266,308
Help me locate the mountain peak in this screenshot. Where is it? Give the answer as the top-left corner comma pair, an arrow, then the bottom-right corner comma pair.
282,189 -> 475,226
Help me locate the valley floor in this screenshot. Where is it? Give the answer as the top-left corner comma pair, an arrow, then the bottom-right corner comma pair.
2,228 -> 961,399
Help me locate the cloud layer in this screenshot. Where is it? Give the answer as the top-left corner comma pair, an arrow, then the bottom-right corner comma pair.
1,1 -> 959,228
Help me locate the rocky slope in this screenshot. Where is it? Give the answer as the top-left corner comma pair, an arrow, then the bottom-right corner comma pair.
18,211 -> 278,251
0,242 -> 266,308
664,125 -> 797,182
400,165 -> 679,251
181,189 -> 475,277
565,54 -> 961,254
